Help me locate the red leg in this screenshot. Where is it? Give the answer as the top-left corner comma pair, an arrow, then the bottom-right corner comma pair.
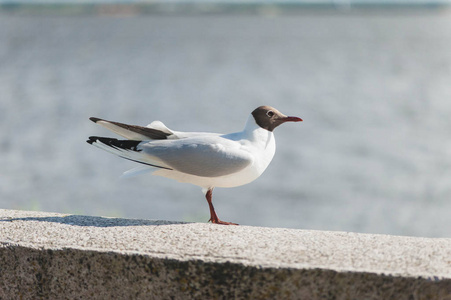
205,188 -> 238,225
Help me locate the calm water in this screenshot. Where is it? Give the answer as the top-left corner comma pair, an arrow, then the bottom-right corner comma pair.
1,11 -> 451,237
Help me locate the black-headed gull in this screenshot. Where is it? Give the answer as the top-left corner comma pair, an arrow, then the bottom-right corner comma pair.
87,106 -> 302,225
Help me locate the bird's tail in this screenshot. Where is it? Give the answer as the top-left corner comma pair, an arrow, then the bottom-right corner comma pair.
87,136 -> 172,170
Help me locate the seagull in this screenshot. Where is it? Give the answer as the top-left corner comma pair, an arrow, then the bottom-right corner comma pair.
87,106 -> 302,225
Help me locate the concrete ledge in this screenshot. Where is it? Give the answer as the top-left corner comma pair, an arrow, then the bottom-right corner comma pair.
0,209 -> 450,299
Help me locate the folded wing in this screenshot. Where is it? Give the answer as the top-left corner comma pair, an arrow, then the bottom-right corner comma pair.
87,135 -> 253,178
141,137 -> 253,177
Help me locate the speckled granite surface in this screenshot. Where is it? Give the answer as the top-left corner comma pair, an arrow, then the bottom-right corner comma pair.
1,209 -> 450,299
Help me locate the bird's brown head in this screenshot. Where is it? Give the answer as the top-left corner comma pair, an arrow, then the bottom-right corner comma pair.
251,106 -> 303,132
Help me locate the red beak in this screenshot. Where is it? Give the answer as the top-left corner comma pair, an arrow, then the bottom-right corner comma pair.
282,116 -> 303,122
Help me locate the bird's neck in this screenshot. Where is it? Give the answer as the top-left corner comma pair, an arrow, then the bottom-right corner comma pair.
241,114 -> 275,147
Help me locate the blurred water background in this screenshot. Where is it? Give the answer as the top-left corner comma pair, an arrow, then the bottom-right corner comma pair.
1,2 -> 451,237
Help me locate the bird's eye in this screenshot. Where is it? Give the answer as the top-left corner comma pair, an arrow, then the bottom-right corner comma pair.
266,110 -> 274,118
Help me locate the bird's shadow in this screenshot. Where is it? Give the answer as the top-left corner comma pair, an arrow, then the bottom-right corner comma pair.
0,214 -> 189,227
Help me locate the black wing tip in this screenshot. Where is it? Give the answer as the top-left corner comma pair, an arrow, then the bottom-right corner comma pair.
87,136 -> 100,145
89,117 -> 102,123
86,136 -> 142,151
86,136 -> 171,170
87,136 -> 113,145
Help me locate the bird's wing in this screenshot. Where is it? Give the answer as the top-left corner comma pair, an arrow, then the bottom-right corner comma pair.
90,117 -> 173,140
141,136 -> 253,177
148,121 -> 222,139
90,117 -> 222,141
